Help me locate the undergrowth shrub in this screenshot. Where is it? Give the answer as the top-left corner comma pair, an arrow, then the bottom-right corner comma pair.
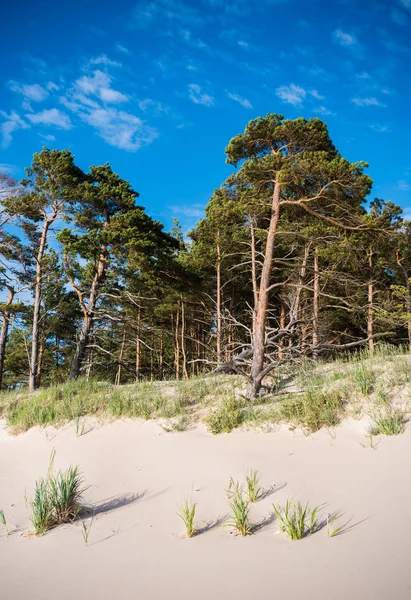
279,388 -> 344,432
204,394 -> 252,434
369,410 -> 405,436
30,453 -> 87,535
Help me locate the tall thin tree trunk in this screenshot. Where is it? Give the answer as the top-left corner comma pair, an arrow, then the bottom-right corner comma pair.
216,232 -> 222,365
30,216 -> 55,392
159,329 -> 164,379
136,307 -> 141,381
115,327 -> 126,385
35,313 -> 46,388
249,216 -> 259,318
312,247 -> 320,360
278,301 -> 286,359
251,174 -> 281,397
181,294 -> 188,379
69,250 -> 106,380
174,307 -> 180,380
367,247 -> 374,353
0,287 -> 15,390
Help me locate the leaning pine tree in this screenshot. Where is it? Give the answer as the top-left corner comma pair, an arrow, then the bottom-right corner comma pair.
224,113 -> 372,397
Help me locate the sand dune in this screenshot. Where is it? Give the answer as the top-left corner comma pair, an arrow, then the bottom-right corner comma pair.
1,418 -> 411,599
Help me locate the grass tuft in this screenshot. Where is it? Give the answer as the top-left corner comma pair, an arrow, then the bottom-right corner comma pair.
245,470 -> 261,503
279,389 -> 344,432
273,499 -> 319,540
0,509 -> 9,536
29,452 -> 87,536
227,480 -> 252,536
177,498 -> 197,538
352,363 -> 375,395
369,410 -> 405,436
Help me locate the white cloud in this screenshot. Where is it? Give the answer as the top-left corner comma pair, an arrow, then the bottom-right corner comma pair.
115,44 -> 130,54
79,107 -> 158,151
352,97 -> 386,107
333,29 -> 357,47
227,92 -> 252,108
47,82 -> 60,91
9,81 -> 49,102
0,163 -> 17,174
309,89 -> 324,100
397,180 -> 410,191
170,204 -> 204,218
356,72 -> 371,79
391,8 -> 407,24
188,84 -> 214,106
238,40 -> 249,49
369,124 -> 388,132
138,99 -> 169,113
74,70 -> 128,104
99,87 -> 129,103
39,133 -> 56,141
276,83 -> 306,106
0,111 -> 30,147
89,54 -> 122,67
26,108 -> 72,129
314,106 -> 336,116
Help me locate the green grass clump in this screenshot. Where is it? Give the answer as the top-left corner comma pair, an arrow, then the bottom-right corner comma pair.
47,466 -> 86,523
204,394 -> 252,434
227,481 -> 252,536
273,499 -> 319,541
369,410 -> 405,436
30,453 -> 87,536
279,389 -> 344,432
31,478 -> 54,536
352,363 -> 375,395
0,375 -> 236,433
0,509 -> 9,536
245,470 -> 261,503
177,498 -> 197,538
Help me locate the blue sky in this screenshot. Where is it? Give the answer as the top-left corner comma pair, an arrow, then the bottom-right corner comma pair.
1,0 -> 411,231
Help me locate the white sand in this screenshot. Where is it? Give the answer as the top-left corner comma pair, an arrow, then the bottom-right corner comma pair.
1,417 -> 411,599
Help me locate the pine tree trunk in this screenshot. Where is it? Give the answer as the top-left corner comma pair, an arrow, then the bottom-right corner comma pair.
69,251 -> 105,380
159,329 -> 164,379
250,216 -> 259,321
136,307 -> 141,381
312,247 -> 320,359
367,247 -> 374,353
29,218 -> 53,392
278,301 -> 286,359
216,233 -> 222,365
115,328 -> 126,385
35,314 -> 46,388
0,287 -> 15,390
250,175 -> 281,397
174,307 -> 180,379
181,294 -> 188,379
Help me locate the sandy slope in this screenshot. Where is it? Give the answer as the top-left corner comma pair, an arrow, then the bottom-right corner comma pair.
1,417 -> 411,600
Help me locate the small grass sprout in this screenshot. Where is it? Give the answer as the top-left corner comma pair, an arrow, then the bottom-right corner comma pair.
327,511 -> 345,538
245,469 -> 261,503
273,499 -> 319,541
352,363 -> 375,395
0,510 -> 9,536
227,482 -> 252,536
177,498 -> 197,538
369,410 -> 405,436
80,514 -> 94,545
